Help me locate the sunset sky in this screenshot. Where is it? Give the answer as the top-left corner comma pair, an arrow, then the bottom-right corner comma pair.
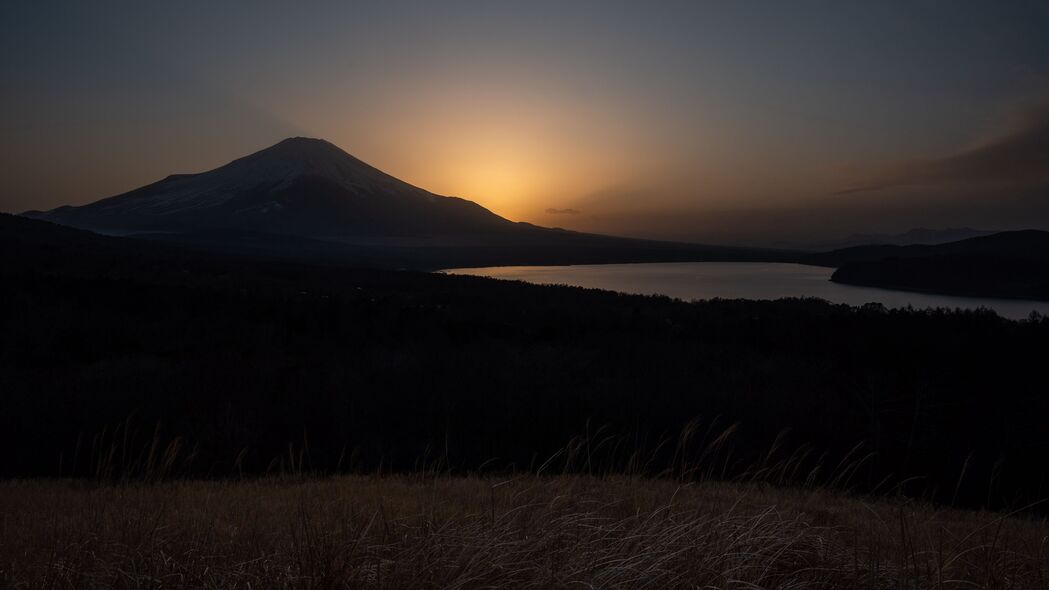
3,1 -> 1049,244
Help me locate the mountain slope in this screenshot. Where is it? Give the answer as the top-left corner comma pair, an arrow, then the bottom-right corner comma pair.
26,137 -> 515,237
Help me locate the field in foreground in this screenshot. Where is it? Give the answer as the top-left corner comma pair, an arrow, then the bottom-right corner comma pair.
2,476 -> 1047,589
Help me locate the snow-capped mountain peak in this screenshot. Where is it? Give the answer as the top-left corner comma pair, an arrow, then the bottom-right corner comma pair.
26,138 -> 513,237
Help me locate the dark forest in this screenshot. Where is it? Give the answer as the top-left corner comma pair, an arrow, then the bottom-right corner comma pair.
4,215 -> 1047,512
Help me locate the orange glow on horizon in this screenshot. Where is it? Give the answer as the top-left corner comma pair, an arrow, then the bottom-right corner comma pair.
280,71 -> 673,225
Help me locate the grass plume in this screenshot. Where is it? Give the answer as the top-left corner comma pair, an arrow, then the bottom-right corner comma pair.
2,475 -> 1047,588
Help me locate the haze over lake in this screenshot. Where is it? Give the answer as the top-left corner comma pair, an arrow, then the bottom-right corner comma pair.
446,262 -> 1049,320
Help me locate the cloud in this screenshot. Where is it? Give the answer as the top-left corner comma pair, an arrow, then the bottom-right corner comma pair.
837,98 -> 1049,195
545,207 -> 581,215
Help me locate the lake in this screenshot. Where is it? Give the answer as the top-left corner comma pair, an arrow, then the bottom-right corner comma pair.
444,262 -> 1049,320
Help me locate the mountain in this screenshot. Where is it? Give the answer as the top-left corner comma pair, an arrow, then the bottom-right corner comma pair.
780,227 -> 996,251
883,227 -> 996,245
802,229 -> 1049,268
804,230 -> 1049,300
25,137 -> 515,237
20,138 -> 798,269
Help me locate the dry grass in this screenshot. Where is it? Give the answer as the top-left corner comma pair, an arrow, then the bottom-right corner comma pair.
1,475 -> 1047,589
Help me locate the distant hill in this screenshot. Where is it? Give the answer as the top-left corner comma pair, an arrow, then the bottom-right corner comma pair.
803,230 -> 1049,267
781,227 -> 995,251
804,230 -> 1049,300
21,138 -> 795,269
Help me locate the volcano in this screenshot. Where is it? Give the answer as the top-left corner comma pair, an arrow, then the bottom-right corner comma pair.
23,137 -> 797,268
26,137 -> 517,237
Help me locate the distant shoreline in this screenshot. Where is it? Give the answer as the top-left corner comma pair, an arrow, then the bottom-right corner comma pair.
442,261 -> 1049,319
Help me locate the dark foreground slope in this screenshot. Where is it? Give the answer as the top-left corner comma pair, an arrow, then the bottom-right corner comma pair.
3,215 -> 1049,509
805,230 -> 1049,300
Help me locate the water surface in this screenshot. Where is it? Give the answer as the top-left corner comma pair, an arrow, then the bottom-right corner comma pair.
445,262 -> 1049,320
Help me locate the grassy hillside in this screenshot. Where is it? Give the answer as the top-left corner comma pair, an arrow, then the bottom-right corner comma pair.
3,475 -> 1047,588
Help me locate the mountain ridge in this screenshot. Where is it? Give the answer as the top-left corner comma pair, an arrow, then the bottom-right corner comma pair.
776,227 -> 996,251
802,229 -> 1049,268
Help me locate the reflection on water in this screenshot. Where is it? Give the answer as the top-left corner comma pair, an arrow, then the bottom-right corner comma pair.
444,262 -> 1049,320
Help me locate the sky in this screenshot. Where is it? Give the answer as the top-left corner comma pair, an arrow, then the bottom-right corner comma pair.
3,1 -> 1049,244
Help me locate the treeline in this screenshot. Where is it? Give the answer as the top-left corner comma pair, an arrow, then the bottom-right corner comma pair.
2,215 -> 1049,510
